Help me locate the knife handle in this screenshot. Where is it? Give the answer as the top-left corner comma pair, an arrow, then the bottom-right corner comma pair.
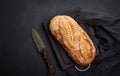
42,48 -> 55,74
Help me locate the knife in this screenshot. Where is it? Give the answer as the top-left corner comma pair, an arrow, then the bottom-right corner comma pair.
32,28 -> 55,74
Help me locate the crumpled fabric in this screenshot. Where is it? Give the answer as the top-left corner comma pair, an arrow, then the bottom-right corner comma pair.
68,9 -> 120,76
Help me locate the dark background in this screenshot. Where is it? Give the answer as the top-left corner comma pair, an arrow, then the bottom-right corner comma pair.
1,0 -> 120,76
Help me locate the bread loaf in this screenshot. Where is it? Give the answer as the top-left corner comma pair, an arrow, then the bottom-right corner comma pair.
49,15 -> 96,66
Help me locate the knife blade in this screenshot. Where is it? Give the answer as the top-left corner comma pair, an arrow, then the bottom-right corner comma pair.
32,28 -> 55,74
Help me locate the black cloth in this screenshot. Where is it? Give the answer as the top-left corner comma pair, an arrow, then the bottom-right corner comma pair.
74,9 -> 120,76
44,9 -> 120,76
75,9 -> 120,76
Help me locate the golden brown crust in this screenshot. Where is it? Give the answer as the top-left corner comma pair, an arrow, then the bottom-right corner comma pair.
49,15 -> 96,66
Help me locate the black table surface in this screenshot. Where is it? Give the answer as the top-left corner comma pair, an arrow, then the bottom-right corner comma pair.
1,0 -> 120,76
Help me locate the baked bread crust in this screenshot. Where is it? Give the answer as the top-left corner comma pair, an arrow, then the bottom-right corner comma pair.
49,15 -> 96,66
